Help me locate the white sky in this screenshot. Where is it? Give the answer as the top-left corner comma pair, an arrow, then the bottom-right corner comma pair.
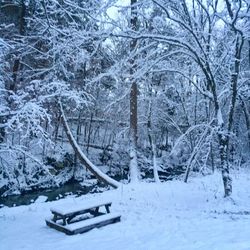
107,0 -> 130,19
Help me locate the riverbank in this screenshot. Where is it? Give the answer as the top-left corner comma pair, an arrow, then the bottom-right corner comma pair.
1,170 -> 250,250
0,179 -> 101,207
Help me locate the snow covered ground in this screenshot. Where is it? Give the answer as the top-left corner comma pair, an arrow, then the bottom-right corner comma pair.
1,171 -> 250,250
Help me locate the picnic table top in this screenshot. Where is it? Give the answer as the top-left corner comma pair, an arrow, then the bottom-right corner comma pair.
50,200 -> 112,216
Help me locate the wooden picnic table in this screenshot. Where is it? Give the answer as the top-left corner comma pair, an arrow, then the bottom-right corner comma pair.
45,200 -> 121,235
51,200 -> 112,225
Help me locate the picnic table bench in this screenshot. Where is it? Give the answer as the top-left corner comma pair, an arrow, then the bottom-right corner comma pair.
45,200 -> 121,235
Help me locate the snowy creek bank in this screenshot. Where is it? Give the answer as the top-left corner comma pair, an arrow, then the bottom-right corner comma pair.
1,171 -> 250,250
0,179 -> 102,208
0,164 -> 183,207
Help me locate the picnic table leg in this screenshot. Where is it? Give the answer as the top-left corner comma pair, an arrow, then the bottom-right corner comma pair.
62,216 -> 67,225
94,207 -> 100,216
52,214 -> 58,222
67,214 -> 78,224
105,204 -> 110,213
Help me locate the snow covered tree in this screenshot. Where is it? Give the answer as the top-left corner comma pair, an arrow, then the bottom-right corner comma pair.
0,0 -> 122,194
145,0 -> 249,196
112,0 -> 249,195
1,0 -> 249,196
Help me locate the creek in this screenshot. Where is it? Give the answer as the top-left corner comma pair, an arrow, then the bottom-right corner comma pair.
0,180 -> 103,208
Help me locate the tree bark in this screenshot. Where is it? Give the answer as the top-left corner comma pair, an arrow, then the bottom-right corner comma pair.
147,85 -> 160,183
59,101 -> 120,189
240,97 -> 250,148
129,0 -> 139,182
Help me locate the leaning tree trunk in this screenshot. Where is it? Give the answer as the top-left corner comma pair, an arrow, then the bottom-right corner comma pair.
59,101 -> 120,189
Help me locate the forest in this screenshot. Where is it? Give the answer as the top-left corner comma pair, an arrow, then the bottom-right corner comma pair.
1,1 -> 250,249
0,0 -> 249,199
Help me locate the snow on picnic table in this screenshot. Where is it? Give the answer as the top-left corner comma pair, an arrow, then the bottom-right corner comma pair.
1,171 -> 250,250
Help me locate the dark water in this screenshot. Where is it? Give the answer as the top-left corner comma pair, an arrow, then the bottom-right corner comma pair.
0,169 -> 182,208
0,181 -> 102,208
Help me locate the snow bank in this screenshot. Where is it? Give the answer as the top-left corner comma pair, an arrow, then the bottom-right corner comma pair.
35,196 -> 48,203
1,171 -> 250,250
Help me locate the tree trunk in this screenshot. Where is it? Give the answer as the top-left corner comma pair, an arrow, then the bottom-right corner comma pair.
222,31 -> 244,196
129,0 -> 139,182
11,0 -> 26,92
218,133 -> 232,197
0,117 -> 5,143
73,112 -> 82,177
240,97 -> 250,148
86,113 -> 93,155
147,86 -> 160,183
59,101 -> 120,189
